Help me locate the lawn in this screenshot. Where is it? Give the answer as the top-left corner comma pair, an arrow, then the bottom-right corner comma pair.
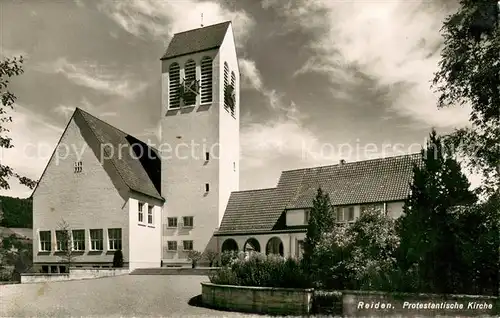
0,275 -> 283,317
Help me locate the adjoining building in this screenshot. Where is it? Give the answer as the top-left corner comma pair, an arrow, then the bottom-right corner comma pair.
214,154 -> 422,259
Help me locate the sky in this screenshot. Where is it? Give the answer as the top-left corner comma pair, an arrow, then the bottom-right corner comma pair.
0,0 -> 479,199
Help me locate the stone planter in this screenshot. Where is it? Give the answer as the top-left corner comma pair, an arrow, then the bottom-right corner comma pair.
201,282 -> 314,315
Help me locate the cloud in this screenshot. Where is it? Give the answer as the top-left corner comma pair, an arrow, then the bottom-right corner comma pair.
0,104 -> 63,198
0,47 -> 28,60
98,0 -> 255,47
239,58 -> 263,91
36,57 -> 148,99
54,98 -> 117,120
263,0 -> 470,128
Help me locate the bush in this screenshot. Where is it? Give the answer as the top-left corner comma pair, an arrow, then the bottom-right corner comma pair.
220,250 -> 238,266
209,252 -> 311,289
112,249 -> 124,268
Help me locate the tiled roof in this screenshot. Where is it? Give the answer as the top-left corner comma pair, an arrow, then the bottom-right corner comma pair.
75,108 -> 163,201
217,154 -> 422,235
160,21 -> 230,60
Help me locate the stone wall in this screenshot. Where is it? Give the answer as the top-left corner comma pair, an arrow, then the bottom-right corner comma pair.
201,282 -> 313,315
342,290 -> 499,317
20,268 -> 129,284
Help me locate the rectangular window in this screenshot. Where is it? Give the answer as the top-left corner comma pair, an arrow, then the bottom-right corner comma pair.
183,240 -> 193,251
335,207 -> 343,222
297,240 -> 304,258
138,202 -> 144,223
233,162 -> 236,172
148,205 -> 153,224
39,231 -> 51,252
108,228 -> 122,250
205,152 -> 210,161
55,230 -> 69,251
347,207 -> 355,222
167,217 -> 177,227
304,210 -> 310,224
205,183 -> 209,192
74,161 -> 82,173
72,230 -> 85,251
89,229 -> 103,251
183,216 -> 194,227
167,241 -> 177,251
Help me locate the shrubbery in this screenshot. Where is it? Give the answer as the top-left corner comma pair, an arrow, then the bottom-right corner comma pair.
209,252 -> 311,289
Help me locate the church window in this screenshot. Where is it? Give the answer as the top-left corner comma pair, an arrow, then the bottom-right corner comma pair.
183,59 -> 196,106
74,161 -> 82,173
200,56 -> 213,104
168,63 -> 181,109
205,183 -> 210,192
205,152 -> 210,161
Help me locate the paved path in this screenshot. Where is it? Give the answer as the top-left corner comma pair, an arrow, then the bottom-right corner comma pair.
0,275 -> 269,317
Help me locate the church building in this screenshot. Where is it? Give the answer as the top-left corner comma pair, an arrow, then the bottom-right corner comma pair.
30,21 -> 421,273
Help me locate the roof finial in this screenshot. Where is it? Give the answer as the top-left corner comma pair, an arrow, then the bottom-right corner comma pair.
201,13 -> 204,27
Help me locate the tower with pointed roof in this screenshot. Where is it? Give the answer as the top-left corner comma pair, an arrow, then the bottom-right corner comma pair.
160,21 -> 240,263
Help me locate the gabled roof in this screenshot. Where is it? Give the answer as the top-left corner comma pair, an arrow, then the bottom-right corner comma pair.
32,108 -> 163,202
160,21 -> 231,60
217,154 -> 422,235
75,109 -> 163,201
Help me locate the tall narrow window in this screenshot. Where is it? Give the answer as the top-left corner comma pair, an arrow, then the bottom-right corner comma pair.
200,56 -> 213,103
182,59 -> 196,106
138,202 -> 144,223
168,63 -> 180,108
205,152 -> 210,161
56,230 -> 68,251
205,183 -> 210,192
72,230 -> 85,251
39,231 -> 52,252
90,229 -> 103,251
230,71 -> 236,116
223,62 -> 229,110
108,228 -> 122,250
147,205 -> 153,224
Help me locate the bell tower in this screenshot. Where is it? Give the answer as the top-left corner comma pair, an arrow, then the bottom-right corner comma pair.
160,21 -> 240,264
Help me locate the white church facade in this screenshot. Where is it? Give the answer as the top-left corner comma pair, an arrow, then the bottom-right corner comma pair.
30,22 -> 421,273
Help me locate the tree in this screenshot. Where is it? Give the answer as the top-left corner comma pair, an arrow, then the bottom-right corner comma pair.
450,194 -> 500,296
302,187 -> 335,282
433,0 -> 500,193
112,249 -> 124,268
396,130 -> 477,294
187,250 -> 202,268
203,250 -> 218,267
57,219 -> 75,272
0,56 -> 37,191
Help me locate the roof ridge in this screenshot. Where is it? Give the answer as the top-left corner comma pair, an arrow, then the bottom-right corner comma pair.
233,187 -> 276,194
75,108 -> 159,152
173,21 -> 231,36
282,153 -> 421,173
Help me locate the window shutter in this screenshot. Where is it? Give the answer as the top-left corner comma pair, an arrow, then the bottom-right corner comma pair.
169,63 -> 180,108
200,57 -> 213,103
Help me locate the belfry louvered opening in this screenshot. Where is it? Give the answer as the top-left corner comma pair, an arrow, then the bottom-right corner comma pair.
223,62 -> 229,110
200,56 -> 213,104
230,71 -> 236,116
183,59 -> 196,106
168,63 -> 180,108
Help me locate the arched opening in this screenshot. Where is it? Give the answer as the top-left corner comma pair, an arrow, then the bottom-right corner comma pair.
221,238 -> 238,252
243,238 -> 261,253
168,62 -> 180,108
266,237 -> 284,256
182,59 -> 196,106
200,56 -> 213,104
